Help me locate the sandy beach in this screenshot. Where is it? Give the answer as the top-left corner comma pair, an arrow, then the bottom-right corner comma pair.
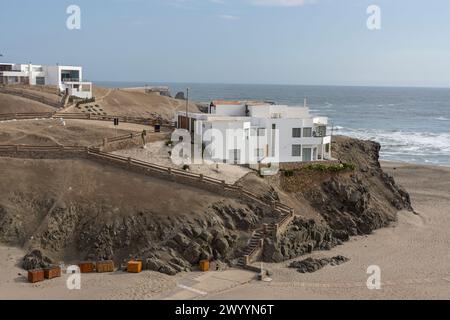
0,161 -> 449,300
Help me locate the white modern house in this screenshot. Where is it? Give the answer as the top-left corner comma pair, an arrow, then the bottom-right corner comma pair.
0,63 -> 92,99
175,100 -> 332,166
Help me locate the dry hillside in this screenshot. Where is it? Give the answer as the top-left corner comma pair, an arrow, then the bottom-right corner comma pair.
0,119 -> 163,147
0,93 -> 56,114
65,87 -> 199,120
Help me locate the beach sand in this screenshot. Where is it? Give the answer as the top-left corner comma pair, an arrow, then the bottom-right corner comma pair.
0,161 -> 449,299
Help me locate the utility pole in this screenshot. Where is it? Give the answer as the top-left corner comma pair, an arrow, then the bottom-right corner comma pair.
185,87 -> 189,118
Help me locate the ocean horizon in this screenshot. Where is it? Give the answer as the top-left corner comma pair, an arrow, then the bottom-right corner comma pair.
95,81 -> 450,167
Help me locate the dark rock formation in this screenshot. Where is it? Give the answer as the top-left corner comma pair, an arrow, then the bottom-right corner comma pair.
263,136 -> 413,263
175,92 -> 185,100
289,255 -> 350,273
263,217 -> 341,262
22,250 -> 53,270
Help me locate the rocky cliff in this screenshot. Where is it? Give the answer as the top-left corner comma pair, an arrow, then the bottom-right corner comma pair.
0,136 -> 413,274
260,136 -> 413,262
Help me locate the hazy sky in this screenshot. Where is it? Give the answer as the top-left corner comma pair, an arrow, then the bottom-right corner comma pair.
1,0 -> 450,87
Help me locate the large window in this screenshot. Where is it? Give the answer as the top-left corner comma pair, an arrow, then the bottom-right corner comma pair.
255,148 -> 264,157
303,127 -> 312,137
292,144 -> 302,157
36,77 -> 45,85
257,128 -> 266,136
292,128 -> 301,138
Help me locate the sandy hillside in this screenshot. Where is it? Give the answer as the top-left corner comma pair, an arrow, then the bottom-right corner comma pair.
64,86 -> 199,120
0,93 -> 56,114
0,118 -> 160,146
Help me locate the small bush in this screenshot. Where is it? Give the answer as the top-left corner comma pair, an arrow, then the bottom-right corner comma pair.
283,170 -> 294,177
303,162 -> 355,172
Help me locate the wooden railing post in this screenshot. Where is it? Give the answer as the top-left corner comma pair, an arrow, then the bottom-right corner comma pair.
271,200 -> 277,210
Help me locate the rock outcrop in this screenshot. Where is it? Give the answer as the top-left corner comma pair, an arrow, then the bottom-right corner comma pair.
289,255 -> 350,273
261,136 -> 413,263
174,92 -> 185,100
22,250 -> 53,270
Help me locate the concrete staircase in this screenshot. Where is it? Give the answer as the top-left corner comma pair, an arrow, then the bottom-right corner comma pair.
237,229 -> 265,268
237,208 -> 296,271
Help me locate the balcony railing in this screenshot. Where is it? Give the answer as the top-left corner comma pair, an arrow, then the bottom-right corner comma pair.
61,78 -> 80,83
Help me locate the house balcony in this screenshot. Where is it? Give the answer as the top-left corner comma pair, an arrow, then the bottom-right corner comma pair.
61,78 -> 80,83
300,135 -> 331,145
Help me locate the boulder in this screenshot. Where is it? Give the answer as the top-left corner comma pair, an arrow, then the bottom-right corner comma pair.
213,236 -> 229,255
182,242 -> 202,264
22,250 -> 53,270
289,255 -> 350,273
175,92 -> 185,100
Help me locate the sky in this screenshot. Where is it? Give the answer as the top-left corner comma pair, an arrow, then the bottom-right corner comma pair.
1,0 -> 450,87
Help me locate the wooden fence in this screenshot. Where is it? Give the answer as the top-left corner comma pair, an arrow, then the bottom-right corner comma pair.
0,144 -> 291,216
0,111 -> 173,127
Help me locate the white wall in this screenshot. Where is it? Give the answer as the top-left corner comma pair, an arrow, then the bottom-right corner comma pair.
249,105 -> 310,119
44,66 -> 61,87
214,104 -> 246,116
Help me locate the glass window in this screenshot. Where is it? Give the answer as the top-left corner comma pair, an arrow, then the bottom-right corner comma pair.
303,128 -> 312,137
292,128 -> 301,138
255,148 -> 264,157
292,145 -> 302,157
257,128 -> 266,136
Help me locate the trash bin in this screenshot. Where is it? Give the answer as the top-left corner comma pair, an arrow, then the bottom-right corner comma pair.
154,124 -> 161,133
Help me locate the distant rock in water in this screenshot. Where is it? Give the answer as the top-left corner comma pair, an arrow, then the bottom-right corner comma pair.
175,92 -> 186,100
289,255 -> 350,273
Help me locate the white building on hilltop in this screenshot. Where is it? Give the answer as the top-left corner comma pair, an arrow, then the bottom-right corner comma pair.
175,100 -> 332,165
0,63 -> 92,99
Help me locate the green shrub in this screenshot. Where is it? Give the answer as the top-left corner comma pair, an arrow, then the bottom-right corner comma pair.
303,162 -> 355,172
283,170 -> 294,177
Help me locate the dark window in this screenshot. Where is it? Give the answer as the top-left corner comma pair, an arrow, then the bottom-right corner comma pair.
303,128 -> 312,137
292,128 -> 301,137
292,145 -> 302,157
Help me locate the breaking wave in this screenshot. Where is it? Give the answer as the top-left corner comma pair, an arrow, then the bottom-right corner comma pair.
333,126 -> 450,166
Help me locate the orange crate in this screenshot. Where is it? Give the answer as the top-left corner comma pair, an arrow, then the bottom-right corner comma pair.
28,269 -> 45,283
199,260 -> 210,272
44,266 -> 61,279
127,261 -> 142,273
96,260 -> 115,273
78,261 -> 95,273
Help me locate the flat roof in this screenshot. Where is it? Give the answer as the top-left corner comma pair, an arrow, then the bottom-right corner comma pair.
212,100 -> 242,105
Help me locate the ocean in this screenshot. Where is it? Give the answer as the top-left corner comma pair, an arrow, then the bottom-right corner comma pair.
96,81 -> 450,167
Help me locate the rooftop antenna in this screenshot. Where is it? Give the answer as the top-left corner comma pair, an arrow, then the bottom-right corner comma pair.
185,87 -> 190,118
